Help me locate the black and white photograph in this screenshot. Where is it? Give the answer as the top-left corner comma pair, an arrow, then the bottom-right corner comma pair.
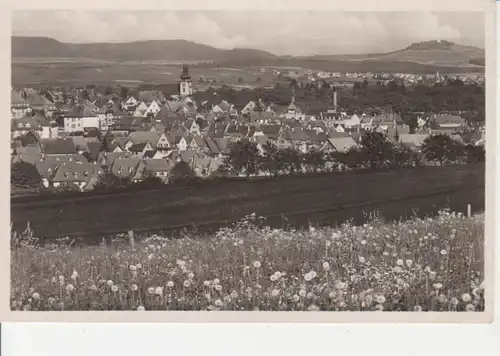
6,6 -> 491,316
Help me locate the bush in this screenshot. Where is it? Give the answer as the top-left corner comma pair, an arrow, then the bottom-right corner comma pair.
11,162 -> 42,189
169,161 -> 199,185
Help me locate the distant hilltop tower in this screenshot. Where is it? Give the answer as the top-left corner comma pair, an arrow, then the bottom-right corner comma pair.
179,64 -> 193,97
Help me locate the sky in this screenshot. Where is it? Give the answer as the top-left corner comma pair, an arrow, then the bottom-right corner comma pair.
12,11 -> 485,56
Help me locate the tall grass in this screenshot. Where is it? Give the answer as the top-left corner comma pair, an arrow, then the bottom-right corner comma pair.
10,210 -> 484,311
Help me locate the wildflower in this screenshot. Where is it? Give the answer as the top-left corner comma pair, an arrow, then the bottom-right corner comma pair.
462,293 -> 472,303
107,280 -> 113,286
336,281 -> 348,290
111,285 -> 118,293
129,265 -> 137,271
214,299 -> 223,308
155,286 -> 163,295
325,241 -> 331,247
293,294 -> 300,302
322,262 -> 330,271
304,273 -> 313,282
358,256 -> 366,264
309,270 -> 317,279
360,240 -> 367,245
299,289 -> 307,297
271,289 -> 280,297
205,293 -> 211,300
396,259 -> 404,266
148,287 -> 155,294
376,295 -> 386,304
451,229 -> 457,234
332,232 -> 339,239
405,259 -> 413,268
215,284 -> 222,292
437,294 -> 447,304
71,270 -> 78,281
472,288 -> 480,298
479,280 -> 485,290
365,294 -> 373,305
440,249 -> 447,256
130,284 -> 138,292
450,297 -> 459,306
213,278 -> 220,285
66,284 -> 74,292
32,292 -> 40,300
136,263 -> 142,269
393,267 -> 402,274
183,280 -> 191,288
414,305 -> 423,312
274,272 -> 282,279
465,304 -> 475,312
373,272 -> 381,280
270,274 -> 278,282
429,272 -> 437,281
188,272 -> 194,280
308,304 -> 320,311
383,251 -> 390,256
51,276 -> 57,284
230,291 -> 238,299
433,283 -> 443,290
375,304 -> 384,311
137,305 -> 146,311
203,280 -> 211,287
167,281 -> 174,288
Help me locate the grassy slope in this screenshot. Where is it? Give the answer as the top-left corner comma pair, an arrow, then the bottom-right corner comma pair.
10,211 -> 485,311
11,165 -> 485,242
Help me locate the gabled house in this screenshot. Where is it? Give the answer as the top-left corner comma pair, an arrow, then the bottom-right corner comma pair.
146,100 -> 162,117
40,138 -> 77,156
128,142 -> 155,158
398,133 -> 429,150
122,95 -> 139,111
11,116 -> 51,140
111,158 -> 143,182
143,159 -> 174,182
11,90 -> 32,119
320,137 -> 358,153
50,162 -> 103,191
433,114 -> 465,129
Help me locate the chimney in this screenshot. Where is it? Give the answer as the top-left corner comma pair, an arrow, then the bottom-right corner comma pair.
333,90 -> 338,113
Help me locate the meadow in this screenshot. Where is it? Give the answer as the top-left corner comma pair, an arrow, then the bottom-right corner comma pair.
11,209 -> 485,311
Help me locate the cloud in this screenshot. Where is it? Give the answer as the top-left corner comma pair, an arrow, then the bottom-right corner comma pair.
12,11 -> 484,55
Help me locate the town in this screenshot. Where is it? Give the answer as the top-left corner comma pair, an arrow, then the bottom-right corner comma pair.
10,63 -> 486,195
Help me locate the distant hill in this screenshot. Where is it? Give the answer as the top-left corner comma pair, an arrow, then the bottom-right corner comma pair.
11,36 -> 279,63
303,40 -> 485,67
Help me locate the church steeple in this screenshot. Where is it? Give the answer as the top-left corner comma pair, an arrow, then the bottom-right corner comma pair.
179,64 -> 193,97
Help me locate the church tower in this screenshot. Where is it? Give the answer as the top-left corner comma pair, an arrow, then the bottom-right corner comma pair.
179,64 -> 193,97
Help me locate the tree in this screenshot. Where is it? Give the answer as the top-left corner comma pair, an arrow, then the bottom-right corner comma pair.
279,147 -> 302,175
259,142 -> 281,177
94,172 -> 130,191
463,144 -> 485,164
169,161 -> 198,184
390,144 -> 423,168
359,131 -> 395,169
301,148 -> 325,173
421,134 -> 464,166
11,162 -> 42,190
219,140 -> 261,177
238,77 -> 244,84
120,86 -> 130,99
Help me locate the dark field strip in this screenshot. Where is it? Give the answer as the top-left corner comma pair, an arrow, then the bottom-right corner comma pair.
10,165 -> 485,243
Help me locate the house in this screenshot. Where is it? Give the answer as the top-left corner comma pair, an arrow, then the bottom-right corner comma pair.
64,105 -> 100,133
11,116 -> 51,140
34,160 -> 61,188
11,90 -> 32,119
122,95 -> 139,111
146,100 -> 162,116
25,93 -> 56,115
97,151 -> 133,168
241,101 -> 257,115
132,102 -> 149,117
398,134 -> 429,150
142,159 -> 174,182
40,138 -> 77,155
50,162 -> 103,191
255,124 -> 282,142
434,115 -> 465,129
127,131 -> 161,149
128,142 -> 155,158
11,146 -> 43,165
320,137 -> 358,153
111,158 -> 143,181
